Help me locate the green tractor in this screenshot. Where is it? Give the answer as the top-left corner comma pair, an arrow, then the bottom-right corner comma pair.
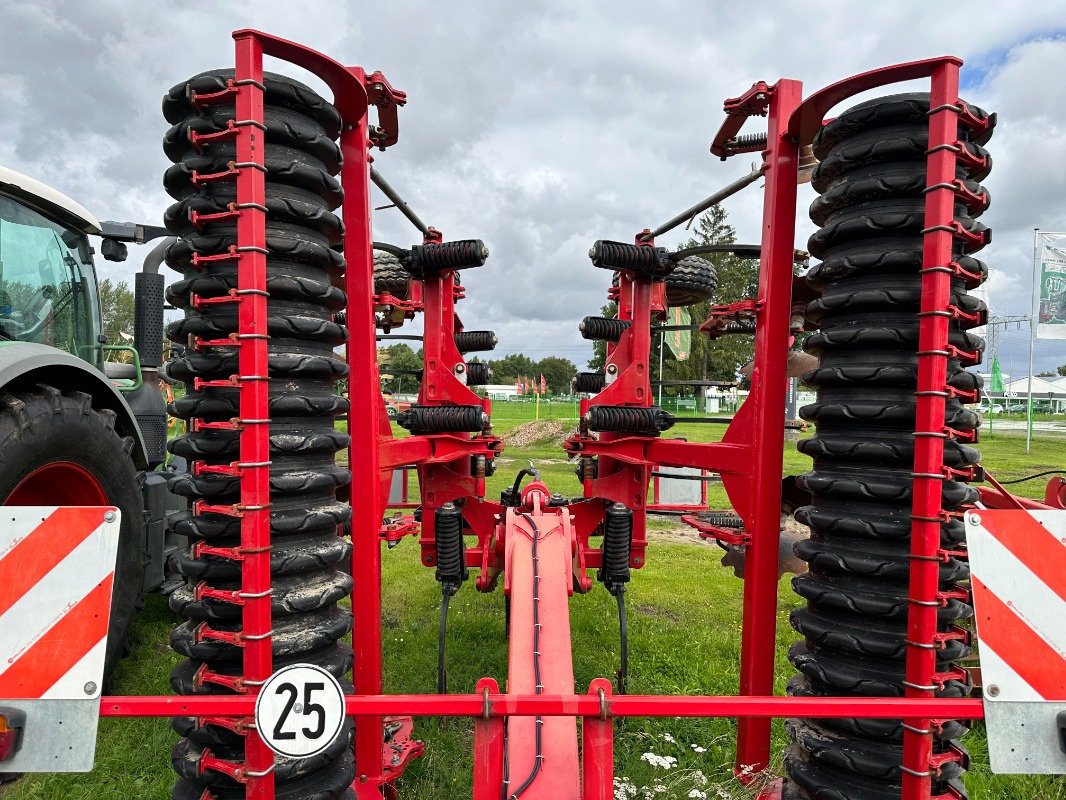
0,165 -> 182,680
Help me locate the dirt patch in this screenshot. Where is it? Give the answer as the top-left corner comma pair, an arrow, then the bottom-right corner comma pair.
503,420 -> 575,448
632,603 -> 682,621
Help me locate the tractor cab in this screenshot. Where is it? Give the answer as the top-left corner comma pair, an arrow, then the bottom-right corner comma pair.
0,168 -> 105,369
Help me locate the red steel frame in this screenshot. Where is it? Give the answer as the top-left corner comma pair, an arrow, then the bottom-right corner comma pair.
77,33 -> 1039,800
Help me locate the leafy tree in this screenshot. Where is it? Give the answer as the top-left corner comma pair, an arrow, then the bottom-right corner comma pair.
378,343 -> 423,393
1058,363 -> 1066,377
488,352 -> 538,383
97,278 -> 135,344
1037,370 -> 1056,377
537,356 -> 577,393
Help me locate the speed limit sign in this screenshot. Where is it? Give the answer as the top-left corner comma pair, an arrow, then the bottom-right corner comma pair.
255,664 -> 347,758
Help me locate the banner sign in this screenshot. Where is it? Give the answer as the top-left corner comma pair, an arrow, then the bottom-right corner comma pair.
665,307 -> 691,361
1038,233 -> 1066,339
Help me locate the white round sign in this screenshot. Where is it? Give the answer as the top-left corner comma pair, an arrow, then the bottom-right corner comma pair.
255,663 -> 346,758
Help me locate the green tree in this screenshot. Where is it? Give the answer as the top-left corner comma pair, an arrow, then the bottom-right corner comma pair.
97,278 -> 135,344
1058,363 -> 1066,377
537,355 -> 577,393
488,352 -> 538,383
378,343 -> 423,394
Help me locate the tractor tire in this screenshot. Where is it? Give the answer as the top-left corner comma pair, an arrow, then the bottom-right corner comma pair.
664,255 -> 718,306
374,250 -> 410,299
0,384 -> 145,683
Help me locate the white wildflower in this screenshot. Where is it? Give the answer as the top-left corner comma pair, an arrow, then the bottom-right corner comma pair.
640,752 -> 677,769
687,791 -> 707,800
613,777 -> 638,800
661,733 -> 676,744
690,744 -> 707,753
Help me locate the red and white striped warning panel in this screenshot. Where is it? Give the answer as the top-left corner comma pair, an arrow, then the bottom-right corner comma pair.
967,509 -> 1066,774
0,506 -> 120,771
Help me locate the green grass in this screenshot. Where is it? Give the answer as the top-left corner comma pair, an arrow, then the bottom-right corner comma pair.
6,415 -> 1066,799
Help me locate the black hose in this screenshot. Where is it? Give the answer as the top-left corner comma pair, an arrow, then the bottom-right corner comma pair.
995,469 -> 1066,485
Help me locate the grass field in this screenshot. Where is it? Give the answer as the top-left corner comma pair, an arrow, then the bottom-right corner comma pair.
6,404 -> 1066,799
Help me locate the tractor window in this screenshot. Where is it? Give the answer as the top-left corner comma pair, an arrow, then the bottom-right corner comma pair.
0,194 -> 97,357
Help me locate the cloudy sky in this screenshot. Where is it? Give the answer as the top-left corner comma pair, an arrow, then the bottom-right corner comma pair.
2,0 -> 1066,376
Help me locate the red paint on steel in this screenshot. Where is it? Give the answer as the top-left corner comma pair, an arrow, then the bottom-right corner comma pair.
5,462 -> 108,506
581,678 -> 614,800
503,506 -> 579,798
903,60 -> 963,800
99,692 -> 986,720
0,573 -> 113,697
473,678 -> 505,800
231,32 -> 275,800
0,507 -> 110,617
734,77 -> 801,778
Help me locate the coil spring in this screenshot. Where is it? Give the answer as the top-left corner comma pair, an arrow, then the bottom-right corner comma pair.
455,330 -> 498,354
589,240 -> 671,277
586,405 -> 674,434
396,404 -> 485,434
579,316 -> 630,343
598,503 -> 633,595
698,511 -> 744,528
465,361 -> 492,385
717,320 -> 758,335
725,132 -> 768,154
573,372 -> 606,393
410,239 -> 489,273
434,502 -> 467,595
575,457 -> 598,482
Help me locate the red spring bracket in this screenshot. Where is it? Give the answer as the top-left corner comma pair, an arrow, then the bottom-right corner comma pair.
187,121 -> 241,152
192,663 -> 262,694
196,581 -> 245,606
945,343 -> 981,367
193,419 -> 242,432
200,749 -> 270,783
365,71 -> 407,150
196,622 -> 249,648
933,625 -> 972,649
942,464 -> 982,482
191,290 -> 242,309
187,81 -> 242,111
936,585 -> 971,605
724,81 -> 772,118
191,245 -> 242,269
946,302 -> 986,327
923,219 -> 990,253
197,716 -> 253,736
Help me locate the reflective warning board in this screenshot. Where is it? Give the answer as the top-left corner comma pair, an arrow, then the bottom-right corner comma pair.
0,507 -> 120,771
967,509 -> 1066,774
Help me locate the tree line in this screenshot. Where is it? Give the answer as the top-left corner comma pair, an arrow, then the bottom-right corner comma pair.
379,344 -> 578,395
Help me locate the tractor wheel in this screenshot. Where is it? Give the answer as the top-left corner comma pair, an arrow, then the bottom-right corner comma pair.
665,255 -> 718,307
0,384 -> 145,683
374,250 -> 410,299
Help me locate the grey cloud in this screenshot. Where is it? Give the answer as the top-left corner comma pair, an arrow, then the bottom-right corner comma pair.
2,0 -> 1066,374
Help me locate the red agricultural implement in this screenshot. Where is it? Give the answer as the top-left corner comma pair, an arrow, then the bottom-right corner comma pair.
1,26 -> 1065,800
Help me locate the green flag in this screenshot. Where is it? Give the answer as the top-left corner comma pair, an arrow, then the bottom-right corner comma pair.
665,307 -> 691,361
990,354 -> 1004,394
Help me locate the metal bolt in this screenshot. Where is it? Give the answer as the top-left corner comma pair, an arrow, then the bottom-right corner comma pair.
373,83 -> 384,91
987,684 -> 1000,697
969,513 -> 981,526
293,703 -> 303,713
455,364 -> 466,374
606,365 -> 618,375
104,511 -> 117,523
755,92 -> 767,101
481,246 -> 490,259
83,681 -> 97,695
588,248 -> 596,258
